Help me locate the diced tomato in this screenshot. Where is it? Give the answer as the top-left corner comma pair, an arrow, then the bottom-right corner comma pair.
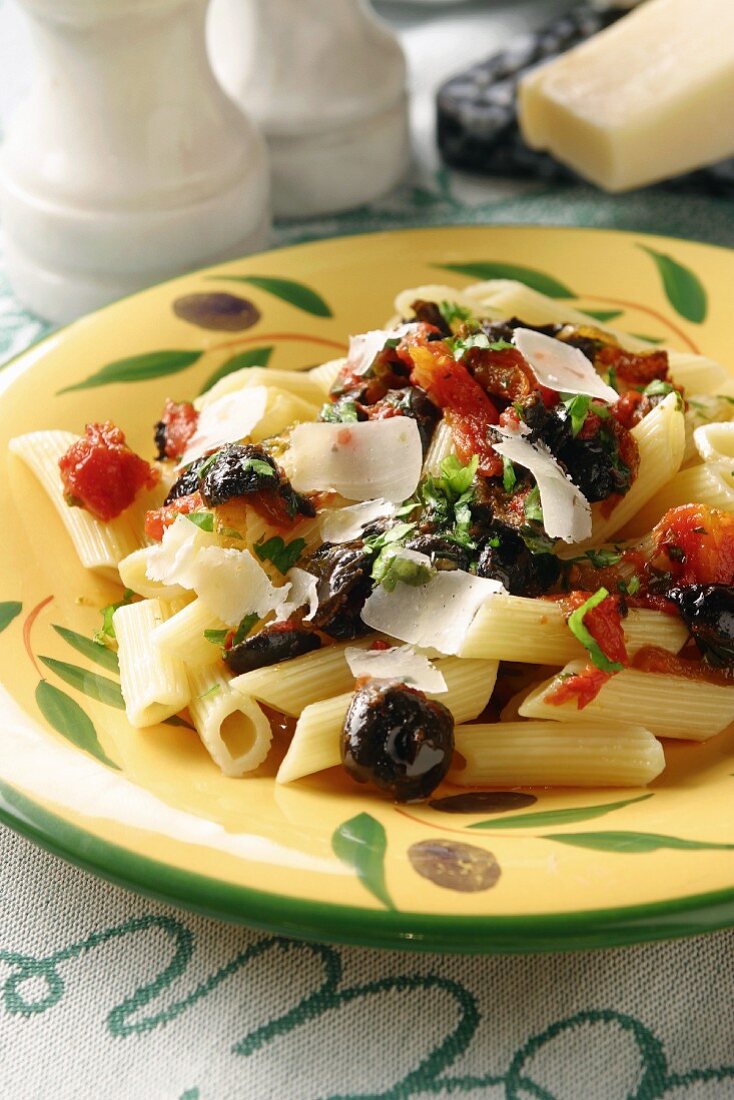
564,590 -> 628,667
597,345 -> 669,386
59,421 -> 159,523
145,491 -> 204,541
465,345 -> 535,402
632,645 -> 732,685
650,504 -> 734,586
546,665 -> 612,710
370,639 -> 392,651
155,399 -> 198,460
612,389 -> 646,430
399,334 -> 502,476
498,406 -> 522,431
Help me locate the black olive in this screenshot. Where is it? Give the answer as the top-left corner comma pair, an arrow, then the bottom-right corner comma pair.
306,541 -> 374,639
200,444 -> 280,506
476,523 -> 560,595
341,681 -> 454,802
164,454 -> 212,504
519,393 -> 573,453
154,419 -> 168,462
410,299 -> 451,336
557,432 -> 632,503
403,532 -> 471,572
224,623 -> 321,675
666,585 -> 734,667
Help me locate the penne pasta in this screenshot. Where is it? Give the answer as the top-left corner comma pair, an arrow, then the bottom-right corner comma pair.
10,431 -> 140,578
421,420 -> 456,478
118,546 -> 189,600
231,639 -> 373,716
153,597 -> 228,667
460,594 -> 689,664
620,463 -> 734,538
518,659 -> 734,741
451,720 -> 665,787
187,665 -> 272,776
195,366 -> 327,411
276,657 -> 498,783
114,598 -> 190,728
307,357 -> 346,393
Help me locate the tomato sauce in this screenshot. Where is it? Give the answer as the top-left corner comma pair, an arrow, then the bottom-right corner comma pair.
59,422 -> 159,522
155,399 -> 198,460
145,491 -> 204,541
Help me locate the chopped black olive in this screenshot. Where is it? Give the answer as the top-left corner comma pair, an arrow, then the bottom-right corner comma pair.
518,393 -> 573,453
306,541 -> 374,639
224,623 -> 321,675
164,454 -> 213,504
403,532 -> 471,572
476,524 -> 560,595
341,680 -> 454,802
666,585 -> 734,668
410,299 -> 452,336
557,432 -> 633,503
154,419 -> 168,462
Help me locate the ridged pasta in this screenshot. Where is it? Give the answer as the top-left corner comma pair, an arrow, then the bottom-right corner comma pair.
621,463 -> 734,538
231,639 -> 372,716
153,597 -> 227,667
421,421 -> 456,478
118,546 -> 189,600
518,659 -> 734,741
114,598 -> 190,728
460,595 -> 689,664
307,357 -> 346,393
187,665 -> 272,776
276,656 -> 499,784
452,720 -> 665,787
195,366 -> 326,411
10,431 -> 140,578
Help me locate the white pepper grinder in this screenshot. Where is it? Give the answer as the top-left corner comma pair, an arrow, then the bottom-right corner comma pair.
208,0 -> 410,218
0,0 -> 271,324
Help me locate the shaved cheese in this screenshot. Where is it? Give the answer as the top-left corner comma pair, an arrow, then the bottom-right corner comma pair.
286,419 -> 423,502
182,387 -> 269,465
361,552 -> 504,655
348,324 -> 420,376
190,546 -> 287,626
275,567 -> 319,623
513,328 -> 618,404
319,498 -> 396,544
493,428 -> 591,544
145,515 -> 217,589
345,645 -> 447,693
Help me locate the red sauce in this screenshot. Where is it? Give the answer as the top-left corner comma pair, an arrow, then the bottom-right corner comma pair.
597,345 -> 669,386
157,399 -> 198,460
59,421 -> 159,522
649,504 -> 734,586
145,491 -> 204,541
546,666 -> 612,710
632,645 -> 733,685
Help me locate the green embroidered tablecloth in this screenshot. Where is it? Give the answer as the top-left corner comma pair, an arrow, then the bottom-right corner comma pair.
2,2 -> 734,1097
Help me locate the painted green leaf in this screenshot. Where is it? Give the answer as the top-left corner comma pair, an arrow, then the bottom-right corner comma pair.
434,262 -> 573,299
52,624 -> 119,673
35,680 -> 119,769
579,308 -> 624,323
0,601 -> 22,635
39,656 -> 124,709
544,831 -> 734,853
332,812 -> 394,910
209,275 -> 332,318
198,345 -> 274,394
631,333 -> 666,345
58,350 -> 203,394
165,714 -> 195,730
639,246 -> 707,323
469,793 -> 652,831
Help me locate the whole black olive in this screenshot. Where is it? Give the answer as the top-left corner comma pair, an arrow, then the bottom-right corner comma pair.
164,454 -> 212,504
200,443 -> 280,506
306,541 -> 374,639
666,585 -> 734,667
224,623 -> 321,675
403,532 -> 471,572
341,681 -> 454,802
476,524 -> 560,595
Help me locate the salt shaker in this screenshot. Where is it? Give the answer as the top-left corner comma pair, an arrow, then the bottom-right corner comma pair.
0,0 -> 271,324
208,0 -> 410,218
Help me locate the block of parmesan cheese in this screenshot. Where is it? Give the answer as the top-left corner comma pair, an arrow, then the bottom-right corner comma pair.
518,0 -> 734,192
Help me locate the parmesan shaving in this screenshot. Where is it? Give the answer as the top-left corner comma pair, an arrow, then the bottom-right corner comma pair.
275,567 -> 319,623
286,419 -> 423,502
144,515 -> 217,589
182,387 -> 269,465
190,546 -> 287,626
493,428 -> 592,543
345,645 -> 447,693
348,324 -> 421,376
361,552 -> 504,655
319,498 -> 396,544
513,328 -> 618,403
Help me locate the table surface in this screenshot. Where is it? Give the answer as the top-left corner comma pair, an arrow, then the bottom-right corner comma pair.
1,2 -> 734,1097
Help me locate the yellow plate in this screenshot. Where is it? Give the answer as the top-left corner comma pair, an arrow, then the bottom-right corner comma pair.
1,225 -> 733,954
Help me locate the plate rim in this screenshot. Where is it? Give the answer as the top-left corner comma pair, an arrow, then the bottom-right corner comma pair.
3,222 -> 734,954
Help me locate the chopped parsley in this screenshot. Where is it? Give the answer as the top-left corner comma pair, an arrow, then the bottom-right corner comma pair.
204,629 -> 229,646
502,457 -> 517,493
372,548 -> 433,592
243,456 -> 277,478
567,587 -> 624,674
195,451 -> 220,480
561,393 -> 610,438
186,511 -> 215,532
198,684 -> 221,701
94,588 -> 135,646
618,575 -> 640,597
231,612 -> 258,646
524,486 -> 544,525
255,535 -> 306,574
449,333 -> 513,361
572,547 -> 623,568
320,397 -> 359,424
438,300 -> 472,328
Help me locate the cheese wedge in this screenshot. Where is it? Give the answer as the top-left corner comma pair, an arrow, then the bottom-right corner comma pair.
518,0 -> 734,192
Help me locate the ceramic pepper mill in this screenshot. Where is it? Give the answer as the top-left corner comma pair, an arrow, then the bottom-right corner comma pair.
0,0 -> 271,324
208,0 -> 410,218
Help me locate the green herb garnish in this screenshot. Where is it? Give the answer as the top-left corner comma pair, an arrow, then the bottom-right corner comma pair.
255,535 -> 306,574
204,629 -> 229,646
502,457 -> 517,493
524,486 -> 544,524
231,612 -> 259,647
567,587 -> 624,673
320,397 -> 359,424
243,457 -> 277,479
94,588 -> 135,646
372,548 -> 433,592
438,300 -> 472,328
186,511 -> 215,532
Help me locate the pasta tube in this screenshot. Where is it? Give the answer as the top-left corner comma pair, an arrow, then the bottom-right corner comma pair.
114,598 -> 190,728
451,720 -> 665,787
195,367 -> 327,411
153,597 -> 228,667
187,665 -> 272,776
